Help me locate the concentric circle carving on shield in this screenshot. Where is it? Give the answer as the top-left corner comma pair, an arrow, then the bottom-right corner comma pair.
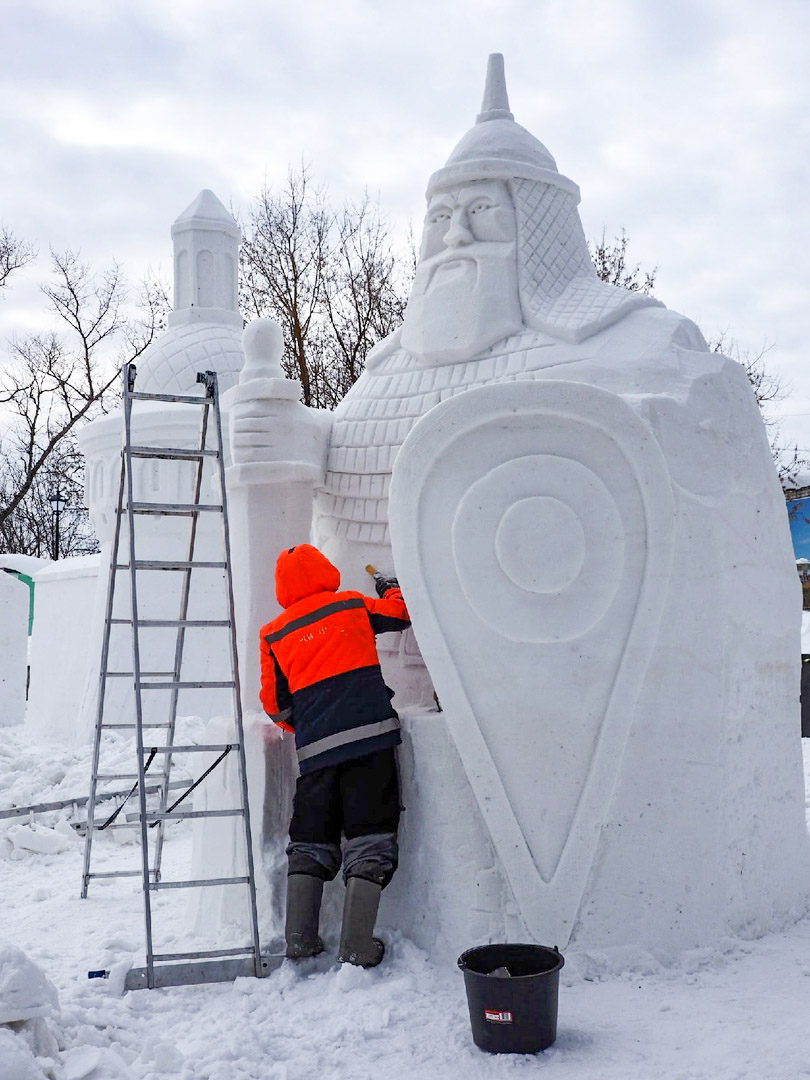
452,453 -> 624,643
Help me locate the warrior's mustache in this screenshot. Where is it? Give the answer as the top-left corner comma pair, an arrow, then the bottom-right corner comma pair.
414,244 -> 516,296
421,256 -> 476,292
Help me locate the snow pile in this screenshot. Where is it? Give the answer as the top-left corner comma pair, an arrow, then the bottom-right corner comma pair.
0,944 -> 59,1025
1,723 -> 810,1079
0,944 -> 62,1080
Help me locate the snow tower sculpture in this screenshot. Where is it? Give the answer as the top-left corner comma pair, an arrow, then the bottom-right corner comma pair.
72,190 -> 248,744
306,54 -> 810,955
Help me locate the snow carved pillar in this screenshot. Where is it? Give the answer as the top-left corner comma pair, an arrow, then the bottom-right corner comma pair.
212,317 -> 328,939
221,317 -> 327,711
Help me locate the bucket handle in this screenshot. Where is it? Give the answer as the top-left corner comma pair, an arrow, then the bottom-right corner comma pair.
458,944 -> 562,972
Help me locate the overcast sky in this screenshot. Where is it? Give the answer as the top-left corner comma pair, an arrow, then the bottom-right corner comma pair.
2,0 -> 808,453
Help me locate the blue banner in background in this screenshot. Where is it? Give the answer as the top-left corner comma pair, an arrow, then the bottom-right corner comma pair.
787,497 -> 810,561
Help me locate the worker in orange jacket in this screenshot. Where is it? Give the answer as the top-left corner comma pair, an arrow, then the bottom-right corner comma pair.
259,544 -> 410,967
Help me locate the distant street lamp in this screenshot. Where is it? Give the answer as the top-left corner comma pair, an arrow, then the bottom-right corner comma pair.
49,490 -> 68,560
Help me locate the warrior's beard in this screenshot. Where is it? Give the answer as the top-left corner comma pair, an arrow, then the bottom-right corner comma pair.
400,244 -> 524,365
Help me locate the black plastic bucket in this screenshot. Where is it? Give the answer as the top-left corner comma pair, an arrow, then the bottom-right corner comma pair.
458,943 -> 564,1054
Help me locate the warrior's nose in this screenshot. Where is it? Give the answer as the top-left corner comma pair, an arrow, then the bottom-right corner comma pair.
443,208 -> 473,248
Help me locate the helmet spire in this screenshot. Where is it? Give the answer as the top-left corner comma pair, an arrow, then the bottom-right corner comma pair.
477,53 -> 514,123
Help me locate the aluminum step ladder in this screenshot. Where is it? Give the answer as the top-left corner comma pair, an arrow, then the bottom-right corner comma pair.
80,363 -> 276,990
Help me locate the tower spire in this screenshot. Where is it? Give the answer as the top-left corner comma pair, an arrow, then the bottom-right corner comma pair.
476,53 -> 514,123
169,189 -> 241,329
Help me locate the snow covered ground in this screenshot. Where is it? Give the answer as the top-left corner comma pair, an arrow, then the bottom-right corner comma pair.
2,724 -> 810,1080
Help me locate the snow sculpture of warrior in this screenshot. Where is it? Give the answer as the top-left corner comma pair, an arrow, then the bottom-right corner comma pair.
312,55 -> 810,953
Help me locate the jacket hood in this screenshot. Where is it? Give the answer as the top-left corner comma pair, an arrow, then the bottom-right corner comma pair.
275,544 -> 340,609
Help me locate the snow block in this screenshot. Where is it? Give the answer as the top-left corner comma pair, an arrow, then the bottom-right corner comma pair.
25,556 -> 99,744
0,570 -> 29,727
0,944 -> 59,1024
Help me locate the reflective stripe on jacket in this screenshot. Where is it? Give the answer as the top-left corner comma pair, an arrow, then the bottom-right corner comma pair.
259,545 -> 410,774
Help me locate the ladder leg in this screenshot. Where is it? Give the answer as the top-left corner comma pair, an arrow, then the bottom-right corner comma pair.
209,371 -> 263,974
123,365 -> 158,988
81,369 -> 130,898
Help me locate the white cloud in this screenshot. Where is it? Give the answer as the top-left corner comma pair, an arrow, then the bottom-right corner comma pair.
0,0 -> 808,446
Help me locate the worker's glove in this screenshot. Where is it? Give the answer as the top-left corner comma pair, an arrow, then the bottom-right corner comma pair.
374,573 -> 399,598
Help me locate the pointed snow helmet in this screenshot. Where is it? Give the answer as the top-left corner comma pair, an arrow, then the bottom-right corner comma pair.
426,54 -> 579,201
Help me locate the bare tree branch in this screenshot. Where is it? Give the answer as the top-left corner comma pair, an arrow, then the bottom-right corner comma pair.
239,165 -> 413,409
589,228 -> 657,295
0,249 -> 170,555
0,227 -> 36,292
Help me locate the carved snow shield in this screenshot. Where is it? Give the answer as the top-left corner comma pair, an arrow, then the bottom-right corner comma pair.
389,380 -> 675,946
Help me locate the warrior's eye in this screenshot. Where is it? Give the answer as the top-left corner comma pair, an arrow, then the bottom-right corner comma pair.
469,201 -> 494,214
429,209 -> 452,224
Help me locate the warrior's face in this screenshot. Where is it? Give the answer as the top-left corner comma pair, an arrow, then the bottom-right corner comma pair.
400,179 -> 524,365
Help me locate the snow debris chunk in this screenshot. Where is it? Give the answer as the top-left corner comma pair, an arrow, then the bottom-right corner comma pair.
0,947 -> 62,1080
0,943 -> 60,1024
53,820 -> 80,842
137,1037 -> 185,1073
334,960 -> 372,991
106,960 -> 134,997
0,1027 -> 52,1080
16,1015 -> 61,1064
7,824 -> 74,856
62,1044 -> 134,1079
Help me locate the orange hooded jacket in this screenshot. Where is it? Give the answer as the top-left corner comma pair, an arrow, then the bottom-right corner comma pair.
259,545 -> 410,774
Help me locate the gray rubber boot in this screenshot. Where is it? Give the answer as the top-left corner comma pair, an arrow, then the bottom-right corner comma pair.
285,874 -> 325,959
337,876 -> 385,968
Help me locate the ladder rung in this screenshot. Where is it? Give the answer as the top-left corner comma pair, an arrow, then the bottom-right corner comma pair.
152,947 -> 254,962
149,876 -> 250,890
106,671 -> 176,678
129,390 -> 211,405
135,561 -> 226,572
95,773 -> 169,782
102,723 -> 173,729
126,503 -> 222,516
148,744 -> 239,753
145,809 -> 244,821
86,870 -> 143,879
115,560 -> 226,571
139,680 -> 235,690
129,446 -> 218,460
109,619 -> 230,628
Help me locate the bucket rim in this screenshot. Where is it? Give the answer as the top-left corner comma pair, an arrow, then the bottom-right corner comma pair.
457,942 -> 565,976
